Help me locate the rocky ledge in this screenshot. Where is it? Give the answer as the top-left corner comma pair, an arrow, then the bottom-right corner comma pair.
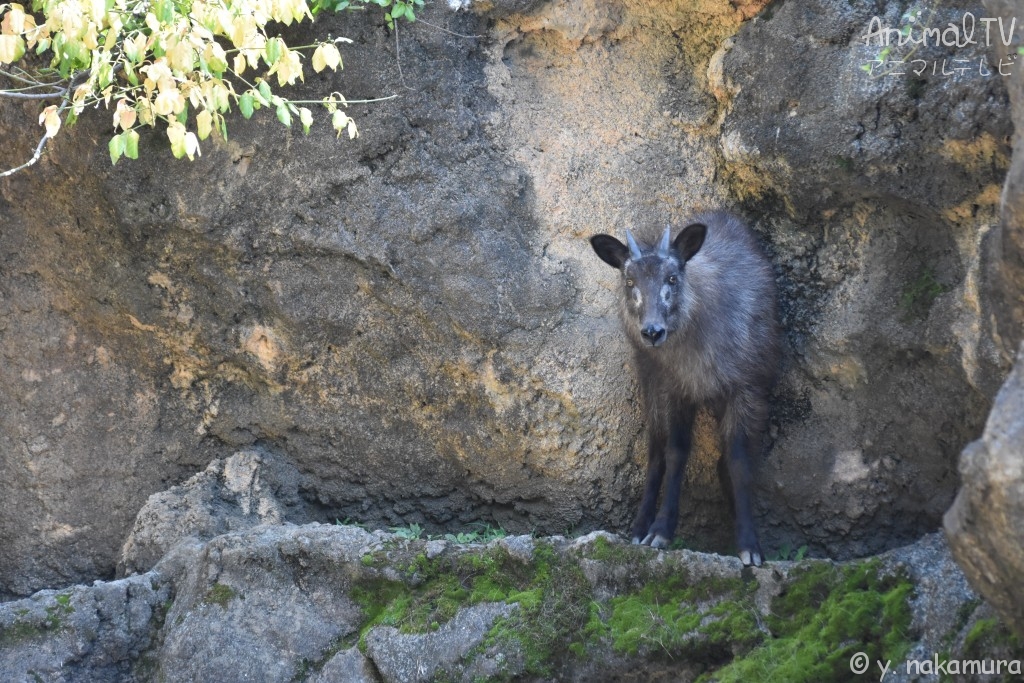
2,513 -> 1021,681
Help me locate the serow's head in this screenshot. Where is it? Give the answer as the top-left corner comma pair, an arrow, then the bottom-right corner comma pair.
590,223 -> 706,347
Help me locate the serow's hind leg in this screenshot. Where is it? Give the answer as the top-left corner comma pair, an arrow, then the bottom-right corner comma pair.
724,429 -> 763,566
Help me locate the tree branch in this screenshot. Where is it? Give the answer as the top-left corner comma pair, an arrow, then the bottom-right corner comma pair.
0,89 -> 66,99
0,86 -> 73,179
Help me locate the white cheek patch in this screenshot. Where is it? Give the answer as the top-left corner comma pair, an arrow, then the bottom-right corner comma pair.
633,289 -> 643,307
661,285 -> 672,305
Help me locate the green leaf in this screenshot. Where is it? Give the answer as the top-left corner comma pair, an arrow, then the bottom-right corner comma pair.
405,7 -> 415,21
258,80 -> 272,103
108,133 -> 126,165
98,62 -> 113,89
239,92 -> 255,119
125,130 -> 140,159
276,102 -> 291,127
391,3 -> 405,18
266,37 -> 281,66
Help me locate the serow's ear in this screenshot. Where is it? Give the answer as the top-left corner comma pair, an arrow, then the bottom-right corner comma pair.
673,223 -> 707,262
590,234 -> 629,269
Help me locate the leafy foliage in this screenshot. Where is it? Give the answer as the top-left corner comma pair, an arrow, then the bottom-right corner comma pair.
0,0 -> 411,168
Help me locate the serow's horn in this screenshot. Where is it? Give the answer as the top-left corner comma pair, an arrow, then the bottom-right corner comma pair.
625,230 -> 642,261
658,225 -> 671,256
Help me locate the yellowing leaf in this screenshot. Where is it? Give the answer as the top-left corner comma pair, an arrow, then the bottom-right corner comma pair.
331,109 -> 347,138
153,88 -> 185,116
82,22 -> 98,49
113,98 -> 137,130
103,18 -> 118,50
167,39 -> 194,73
88,0 -> 105,24
0,34 -> 25,64
203,42 -> 227,74
184,131 -> 200,160
230,15 -> 255,49
72,83 -> 90,114
166,120 -> 186,158
311,44 -> 325,73
196,109 -> 212,140
1,4 -> 27,34
271,48 -> 303,86
312,43 -> 340,73
38,105 -> 61,138
299,106 -> 312,134
137,97 -> 155,126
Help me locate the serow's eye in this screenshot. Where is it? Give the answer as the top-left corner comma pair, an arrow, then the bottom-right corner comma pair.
625,279 -> 635,288
667,275 -> 678,285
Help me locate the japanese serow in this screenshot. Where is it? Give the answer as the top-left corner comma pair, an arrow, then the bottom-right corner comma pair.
590,211 -> 780,566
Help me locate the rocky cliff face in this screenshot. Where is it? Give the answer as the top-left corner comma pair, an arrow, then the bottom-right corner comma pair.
0,0 -> 1016,604
943,0 -> 1024,641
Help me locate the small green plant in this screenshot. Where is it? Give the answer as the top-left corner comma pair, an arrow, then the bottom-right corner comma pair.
390,523 -> 424,540
771,543 -> 809,562
901,268 -> 946,319
311,0 -> 424,30
440,523 -> 508,544
204,582 -> 238,608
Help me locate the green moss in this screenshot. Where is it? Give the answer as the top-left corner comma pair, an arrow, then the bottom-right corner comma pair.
0,593 -> 74,646
702,560 -> 914,682
583,568 -> 757,663
962,617 -> 1024,660
0,620 -> 48,645
343,540 -> 916,681
204,583 -> 238,608
483,543 -> 592,676
901,268 -> 947,319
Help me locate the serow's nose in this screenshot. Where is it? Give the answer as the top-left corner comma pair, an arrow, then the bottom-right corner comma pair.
641,325 -> 666,346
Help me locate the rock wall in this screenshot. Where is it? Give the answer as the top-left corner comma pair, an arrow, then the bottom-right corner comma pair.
944,0 -> 1024,640
0,0 -> 1016,597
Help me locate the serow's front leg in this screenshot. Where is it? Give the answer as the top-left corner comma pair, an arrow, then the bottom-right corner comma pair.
638,406 -> 695,548
724,430 -> 763,567
631,422 -> 666,544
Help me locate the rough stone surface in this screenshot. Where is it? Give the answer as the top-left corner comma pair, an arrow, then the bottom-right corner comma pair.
939,0 -> 1024,644
117,449 -> 310,576
0,573 -> 170,682
0,0 -> 1016,597
309,647 -> 377,683
365,602 -> 517,683
151,525 -> 371,683
2,524 -> 1017,682
945,344 -> 1024,638
983,0 -> 1024,356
